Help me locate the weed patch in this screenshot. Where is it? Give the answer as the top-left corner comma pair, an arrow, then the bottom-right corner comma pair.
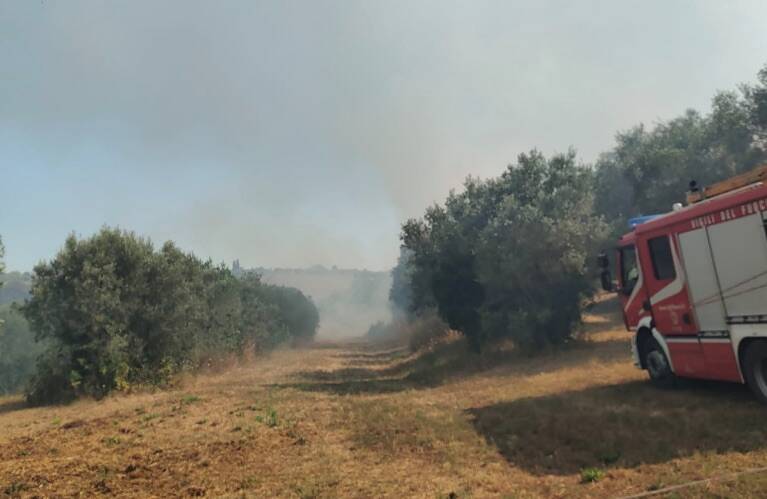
181,394 -> 201,405
580,467 -> 605,483
102,436 -> 121,447
3,482 -> 28,498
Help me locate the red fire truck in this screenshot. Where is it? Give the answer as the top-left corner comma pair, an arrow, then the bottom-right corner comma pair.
599,165 -> 767,403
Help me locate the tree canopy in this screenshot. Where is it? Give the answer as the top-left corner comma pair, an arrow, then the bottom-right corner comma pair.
398,150 -> 607,351
20,228 -> 319,404
392,62 -> 767,352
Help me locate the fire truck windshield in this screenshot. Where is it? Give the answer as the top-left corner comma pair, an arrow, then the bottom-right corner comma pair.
619,245 -> 639,294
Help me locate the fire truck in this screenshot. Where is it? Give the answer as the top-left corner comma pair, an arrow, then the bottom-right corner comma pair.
598,165 -> 767,403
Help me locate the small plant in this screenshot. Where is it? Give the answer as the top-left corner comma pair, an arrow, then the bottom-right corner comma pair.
580,467 -> 605,483
3,482 -> 27,496
265,407 -> 279,427
255,407 -> 279,427
97,465 -> 110,479
51,417 -> 61,426
293,481 -> 321,499
239,475 -> 260,490
181,394 -> 201,405
141,413 -> 160,422
102,436 -> 121,447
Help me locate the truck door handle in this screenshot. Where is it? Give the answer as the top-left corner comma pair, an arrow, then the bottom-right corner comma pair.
642,300 -> 651,311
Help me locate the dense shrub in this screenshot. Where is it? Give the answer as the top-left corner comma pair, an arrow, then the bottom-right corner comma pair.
366,311 -> 451,352
20,228 -> 319,404
256,283 -> 320,344
398,150 -> 606,351
406,311 -> 452,352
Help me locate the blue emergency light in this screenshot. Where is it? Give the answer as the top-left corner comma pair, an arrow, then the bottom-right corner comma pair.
627,215 -> 661,229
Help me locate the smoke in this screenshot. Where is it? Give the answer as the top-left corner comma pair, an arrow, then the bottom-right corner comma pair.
257,267 -> 392,339
2,1 -> 767,272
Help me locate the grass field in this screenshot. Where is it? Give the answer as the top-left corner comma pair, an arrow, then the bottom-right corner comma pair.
2,295 -> 766,498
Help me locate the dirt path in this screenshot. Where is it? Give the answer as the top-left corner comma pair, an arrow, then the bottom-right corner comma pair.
2,297 -> 767,498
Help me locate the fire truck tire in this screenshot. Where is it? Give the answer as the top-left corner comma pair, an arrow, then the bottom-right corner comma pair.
643,337 -> 676,388
743,341 -> 767,405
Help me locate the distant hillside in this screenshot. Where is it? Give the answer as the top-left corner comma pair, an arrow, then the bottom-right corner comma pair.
0,272 -> 32,305
242,264 -> 391,339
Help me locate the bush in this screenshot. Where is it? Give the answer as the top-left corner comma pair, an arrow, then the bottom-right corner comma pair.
366,311 -> 451,352
407,311 -> 452,352
21,227 -> 319,404
398,150 -> 607,351
256,283 -> 319,344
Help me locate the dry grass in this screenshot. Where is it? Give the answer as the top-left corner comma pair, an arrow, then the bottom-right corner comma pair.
2,294 -> 767,498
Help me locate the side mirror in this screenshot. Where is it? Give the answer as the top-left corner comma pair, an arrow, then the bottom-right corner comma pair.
600,270 -> 614,292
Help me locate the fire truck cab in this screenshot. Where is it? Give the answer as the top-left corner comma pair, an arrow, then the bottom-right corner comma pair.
600,165 -> 767,403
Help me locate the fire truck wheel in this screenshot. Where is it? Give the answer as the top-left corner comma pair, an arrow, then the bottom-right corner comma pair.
644,338 -> 676,388
743,341 -> 767,404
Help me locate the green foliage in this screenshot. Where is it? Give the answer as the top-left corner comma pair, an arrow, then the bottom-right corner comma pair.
475,151 -> 607,349
594,64 -> 767,222
401,150 -> 606,351
580,467 -> 605,483
744,64 -> 767,145
20,227 -> 319,404
388,248 -> 416,319
180,394 -> 201,405
3,482 -> 28,496
265,407 -> 279,427
393,62 -> 767,353
255,406 -> 279,427
256,282 -> 319,344
406,310 -> 450,352
0,304 -> 44,395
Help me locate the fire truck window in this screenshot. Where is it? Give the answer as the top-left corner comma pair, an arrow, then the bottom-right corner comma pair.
620,245 -> 638,293
648,236 -> 676,280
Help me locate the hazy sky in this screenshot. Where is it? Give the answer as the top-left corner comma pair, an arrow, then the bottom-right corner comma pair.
2,1 -> 767,272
